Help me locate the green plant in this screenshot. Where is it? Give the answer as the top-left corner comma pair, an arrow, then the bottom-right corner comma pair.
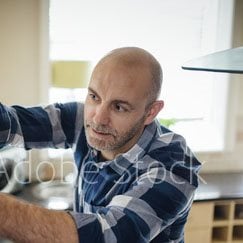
158,118 -> 177,128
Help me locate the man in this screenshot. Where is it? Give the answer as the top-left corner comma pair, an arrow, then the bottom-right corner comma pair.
0,47 -> 201,242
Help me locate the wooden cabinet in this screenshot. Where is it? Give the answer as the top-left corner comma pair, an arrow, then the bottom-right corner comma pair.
185,199 -> 243,243
185,202 -> 213,243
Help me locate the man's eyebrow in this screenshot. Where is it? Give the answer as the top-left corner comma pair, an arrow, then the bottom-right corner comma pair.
113,99 -> 134,110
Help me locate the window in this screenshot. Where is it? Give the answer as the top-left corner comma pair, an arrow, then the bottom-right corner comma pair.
49,0 -> 235,152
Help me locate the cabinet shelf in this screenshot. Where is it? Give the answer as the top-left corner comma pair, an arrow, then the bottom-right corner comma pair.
212,226 -> 229,242
232,225 -> 243,241
234,203 -> 243,219
214,203 -> 231,221
232,219 -> 243,225
185,199 -> 243,243
212,241 -> 228,243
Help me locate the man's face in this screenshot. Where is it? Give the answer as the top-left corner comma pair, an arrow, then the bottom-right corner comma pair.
84,59 -> 152,160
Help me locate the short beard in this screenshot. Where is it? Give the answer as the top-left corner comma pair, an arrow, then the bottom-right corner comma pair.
85,114 -> 146,152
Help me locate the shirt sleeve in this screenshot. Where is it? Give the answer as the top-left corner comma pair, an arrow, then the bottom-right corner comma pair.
0,102 -> 84,149
69,166 -> 196,243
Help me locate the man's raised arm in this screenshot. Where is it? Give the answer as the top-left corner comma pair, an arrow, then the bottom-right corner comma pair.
0,102 -> 84,150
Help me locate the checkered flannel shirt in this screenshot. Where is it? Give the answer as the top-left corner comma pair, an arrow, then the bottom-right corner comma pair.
0,102 -> 201,242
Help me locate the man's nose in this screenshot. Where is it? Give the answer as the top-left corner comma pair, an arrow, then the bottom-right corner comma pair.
93,104 -> 110,125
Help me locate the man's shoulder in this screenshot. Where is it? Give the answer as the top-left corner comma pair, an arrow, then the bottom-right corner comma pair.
150,125 -> 187,154
142,125 -> 201,187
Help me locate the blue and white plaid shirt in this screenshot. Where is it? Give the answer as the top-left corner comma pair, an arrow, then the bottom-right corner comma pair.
0,102 -> 201,243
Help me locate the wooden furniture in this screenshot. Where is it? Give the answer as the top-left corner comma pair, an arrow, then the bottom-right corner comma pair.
185,199 -> 243,243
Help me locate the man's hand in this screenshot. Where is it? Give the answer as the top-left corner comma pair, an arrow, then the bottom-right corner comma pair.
0,193 -> 78,243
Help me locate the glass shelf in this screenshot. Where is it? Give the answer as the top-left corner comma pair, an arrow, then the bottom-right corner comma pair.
182,46 -> 243,74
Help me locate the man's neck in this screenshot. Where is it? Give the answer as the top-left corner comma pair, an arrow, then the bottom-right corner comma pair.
99,151 -> 118,162
98,125 -> 146,161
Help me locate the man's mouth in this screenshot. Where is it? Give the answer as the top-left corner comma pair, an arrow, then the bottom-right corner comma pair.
86,124 -> 115,138
92,128 -> 111,136
86,122 -> 116,138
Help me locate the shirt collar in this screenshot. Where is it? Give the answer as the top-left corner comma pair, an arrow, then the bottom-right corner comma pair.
108,120 -> 159,175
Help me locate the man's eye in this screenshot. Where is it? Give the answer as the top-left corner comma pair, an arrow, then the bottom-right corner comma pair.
115,104 -> 127,112
89,93 -> 98,101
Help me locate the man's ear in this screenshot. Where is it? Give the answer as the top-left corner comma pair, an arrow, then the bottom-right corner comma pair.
144,100 -> 164,125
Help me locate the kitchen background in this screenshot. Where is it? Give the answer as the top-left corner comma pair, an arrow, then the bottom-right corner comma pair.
0,1 -> 243,242
0,0 -> 243,180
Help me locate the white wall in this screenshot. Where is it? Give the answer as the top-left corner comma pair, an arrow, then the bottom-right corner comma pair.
0,0 -> 49,105
0,0 -> 50,181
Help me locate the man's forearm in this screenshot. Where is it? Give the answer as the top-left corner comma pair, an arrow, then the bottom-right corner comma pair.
0,193 -> 78,243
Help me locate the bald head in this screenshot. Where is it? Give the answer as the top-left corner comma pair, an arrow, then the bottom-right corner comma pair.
93,47 -> 163,106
